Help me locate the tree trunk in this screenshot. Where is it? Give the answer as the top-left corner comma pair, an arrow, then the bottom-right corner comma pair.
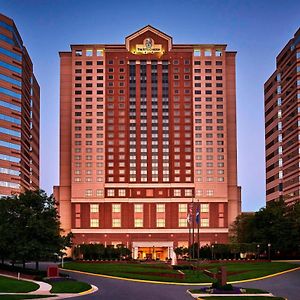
35,261 -> 39,270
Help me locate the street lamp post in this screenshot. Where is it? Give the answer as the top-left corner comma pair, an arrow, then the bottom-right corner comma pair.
268,243 -> 271,261
211,244 -> 214,260
257,244 -> 260,260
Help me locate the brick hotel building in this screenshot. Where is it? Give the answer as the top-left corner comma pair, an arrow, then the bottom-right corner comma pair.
54,26 -> 241,259
0,14 -> 40,198
265,28 -> 300,205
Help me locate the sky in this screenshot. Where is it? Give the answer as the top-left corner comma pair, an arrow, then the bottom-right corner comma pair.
1,0 -> 300,212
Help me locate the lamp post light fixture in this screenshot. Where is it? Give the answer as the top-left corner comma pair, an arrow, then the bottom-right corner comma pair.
268,243 -> 271,261
211,244 -> 215,260
257,244 -> 260,259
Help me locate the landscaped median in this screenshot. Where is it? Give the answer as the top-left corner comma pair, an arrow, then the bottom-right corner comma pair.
62,261 -> 299,284
187,286 -> 284,299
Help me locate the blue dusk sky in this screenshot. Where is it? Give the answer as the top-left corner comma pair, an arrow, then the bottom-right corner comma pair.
1,0 -> 300,211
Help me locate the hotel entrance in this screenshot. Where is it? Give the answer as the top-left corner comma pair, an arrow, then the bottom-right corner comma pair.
137,247 -> 168,260
132,241 -> 174,261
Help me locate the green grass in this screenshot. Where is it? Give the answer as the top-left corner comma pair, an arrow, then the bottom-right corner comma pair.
197,297 -> 284,300
190,287 -> 269,294
49,279 -> 91,293
64,261 -> 298,283
0,296 -> 55,299
202,262 -> 299,282
0,276 -> 39,293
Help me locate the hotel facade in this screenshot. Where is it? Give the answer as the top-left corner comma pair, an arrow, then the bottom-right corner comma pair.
0,14 -> 40,198
265,28 -> 300,205
54,26 -> 241,259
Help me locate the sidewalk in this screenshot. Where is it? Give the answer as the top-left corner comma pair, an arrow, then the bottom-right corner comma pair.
0,273 -> 98,299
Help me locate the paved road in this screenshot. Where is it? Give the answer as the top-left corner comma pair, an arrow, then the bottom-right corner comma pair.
63,267 -> 300,300
19,261 -> 300,300
240,268 -> 300,300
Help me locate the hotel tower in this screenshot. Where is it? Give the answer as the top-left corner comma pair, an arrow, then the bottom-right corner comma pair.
265,28 -> 300,205
54,26 -> 241,259
0,14 -> 40,198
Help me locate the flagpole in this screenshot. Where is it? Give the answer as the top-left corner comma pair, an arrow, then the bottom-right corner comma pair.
197,199 -> 200,260
192,198 -> 195,260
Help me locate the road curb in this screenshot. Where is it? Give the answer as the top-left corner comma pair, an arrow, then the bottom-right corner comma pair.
61,266 -> 300,286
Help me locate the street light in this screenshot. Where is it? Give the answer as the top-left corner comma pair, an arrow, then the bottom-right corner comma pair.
211,244 -> 215,260
257,244 -> 260,260
268,243 -> 271,261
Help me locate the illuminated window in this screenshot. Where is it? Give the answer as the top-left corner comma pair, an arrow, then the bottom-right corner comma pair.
200,204 -> 209,213
206,190 -> 214,196
90,204 -> 99,213
118,189 -> 126,197
85,189 -> 92,197
179,218 -> 187,227
134,218 -> 143,227
112,204 -> 121,213
174,189 -> 181,196
107,189 -> 115,196
134,204 -> 143,213
156,219 -> 165,227
156,204 -> 165,213
96,189 -> 103,197
185,189 -> 193,197
178,204 -> 187,213
90,219 -> 99,227
112,218 -> 121,227
201,218 -> 209,227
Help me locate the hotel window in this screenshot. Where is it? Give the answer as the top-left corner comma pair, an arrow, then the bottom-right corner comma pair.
134,219 -> 143,227
75,50 -> 82,56
107,189 -> 115,197
90,204 -> 99,213
134,204 -> 143,213
156,219 -> 165,227
201,219 -> 209,227
185,189 -> 193,197
85,189 -> 92,197
112,204 -> 121,213
86,49 -> 93,56
96,49 -> 103,56
179,203 -> 187,213
118,189 -> 126,197
90,219 -> 99,227
200,204 -> 209,213
96,189 -> 103,197
215,50 -> 222,56
174,189 -> 181,196
156,204 -> 165,213
179,218 -> 187,227
204,49 -> 212,56
112,219 -> 121,227
194,49 -> 201,56
206,190 -> 214,196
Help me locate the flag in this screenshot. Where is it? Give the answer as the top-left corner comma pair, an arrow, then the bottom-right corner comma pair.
196,206 -> 200,225
187,203 -> 193,224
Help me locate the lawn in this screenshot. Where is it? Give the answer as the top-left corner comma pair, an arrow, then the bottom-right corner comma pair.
197,297 -> 284,300
0,296 -> 55,299
0,276 -> 39,293
202,262 -> 299,282
190,287 -> 269,294
49,279 -> 91,293
63,261 -> 299,283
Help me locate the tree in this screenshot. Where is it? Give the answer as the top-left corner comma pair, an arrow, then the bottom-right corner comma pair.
230,200 -> 300,258
0,190 -> 72,269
